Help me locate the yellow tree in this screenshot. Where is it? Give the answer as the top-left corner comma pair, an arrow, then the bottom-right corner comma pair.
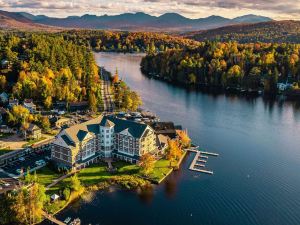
177,129 -> 191,148
166,140 -> 182,167
10,183 -> 46,225
112,68 -> 119,84
44,96 -> 52,109
139,153 -> 156,176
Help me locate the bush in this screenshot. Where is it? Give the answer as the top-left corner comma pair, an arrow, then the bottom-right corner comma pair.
63,188 -> 70,201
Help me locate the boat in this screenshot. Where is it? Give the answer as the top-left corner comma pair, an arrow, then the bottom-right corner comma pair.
70,218 -> 81,225
64,217 -> 71,224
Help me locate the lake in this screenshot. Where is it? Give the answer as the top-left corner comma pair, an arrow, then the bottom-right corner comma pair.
50,52 -> 300,225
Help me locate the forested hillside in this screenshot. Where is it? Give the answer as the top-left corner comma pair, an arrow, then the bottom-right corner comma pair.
61,30 -> 200,53
188,21 -> 300,43
141,42 -> 300,94
0,32 -> 101,109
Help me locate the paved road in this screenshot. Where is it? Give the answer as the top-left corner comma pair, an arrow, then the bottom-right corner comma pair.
100,70 -> 115,112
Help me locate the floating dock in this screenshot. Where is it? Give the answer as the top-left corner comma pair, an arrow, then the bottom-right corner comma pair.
194,163 -> 205,167
197,159 -> 207,163
187,147 -> 218,175
199,151 -> 219,157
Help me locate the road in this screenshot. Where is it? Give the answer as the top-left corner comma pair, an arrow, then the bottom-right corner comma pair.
100,68 -> 115,112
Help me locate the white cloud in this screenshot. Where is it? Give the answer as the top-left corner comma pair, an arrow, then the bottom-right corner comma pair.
2,0 -> 300,20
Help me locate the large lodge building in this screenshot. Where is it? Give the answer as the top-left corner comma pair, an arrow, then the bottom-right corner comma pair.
51,116 -> 165,169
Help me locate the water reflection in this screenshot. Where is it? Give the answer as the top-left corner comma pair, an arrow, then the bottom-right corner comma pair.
138,186 -> 154,204
51,52 -> 300,225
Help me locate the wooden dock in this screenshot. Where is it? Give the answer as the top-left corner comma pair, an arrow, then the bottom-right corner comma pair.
194,163 -> 205,167
191,167 -> 214,175
42,211 -> 66,225
189,151 -> 213,175
197,159 -> 207,163
186,147 -> 219,175
199,151 -> 219,157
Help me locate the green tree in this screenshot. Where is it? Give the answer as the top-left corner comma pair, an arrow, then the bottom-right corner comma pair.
63,188 -> 71,201
70,174 -> 82,192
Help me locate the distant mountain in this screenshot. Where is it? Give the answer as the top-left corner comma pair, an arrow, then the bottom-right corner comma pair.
0,10 -> 58,30
186,20 -> 300,43
17,11 -> 272,31
232,14 -> 272,23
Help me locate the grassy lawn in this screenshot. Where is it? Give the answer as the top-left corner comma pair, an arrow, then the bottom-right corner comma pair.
147,158 -> 173,182
36,166 -> 61,187
77,162 -> 111,186
45,161 -> 141,193
77,161 -> 140,186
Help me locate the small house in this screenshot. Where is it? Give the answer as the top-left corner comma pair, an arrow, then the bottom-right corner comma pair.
23,99 -> 36,113
50,194 -> 60,202
55,117 -> 72,129
149,122 -> 177,139
53,101 -> 67,111
0,125 -> 17,134
1,59 -> 11,69
69,101 -> 89,112
27,124 -> 42,140
156,134 -> 169,154
8,99 -> 19,108
0,92 -> 9,104
277,82 -> 293,92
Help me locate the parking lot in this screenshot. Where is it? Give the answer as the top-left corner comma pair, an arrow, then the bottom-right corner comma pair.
0,175 -> 20,194
1,150 -> 51,177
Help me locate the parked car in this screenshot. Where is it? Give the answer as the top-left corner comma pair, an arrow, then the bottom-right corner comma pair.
19,157 -> 25,161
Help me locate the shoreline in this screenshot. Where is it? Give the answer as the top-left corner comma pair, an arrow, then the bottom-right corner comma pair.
42,151 -> 189,222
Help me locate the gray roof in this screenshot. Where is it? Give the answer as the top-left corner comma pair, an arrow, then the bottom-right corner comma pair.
28,124 -> 41,131
101,116 -> 148,138
57,115 -> 151,147
62,116 -> 103,144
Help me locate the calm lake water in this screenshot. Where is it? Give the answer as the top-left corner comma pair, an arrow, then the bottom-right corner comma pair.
50,53 -> 300,225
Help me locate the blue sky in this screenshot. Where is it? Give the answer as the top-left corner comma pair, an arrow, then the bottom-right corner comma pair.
1,0 -> 300,20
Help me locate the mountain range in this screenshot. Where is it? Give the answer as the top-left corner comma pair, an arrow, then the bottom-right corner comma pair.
186,20 -> 300,43
0,10 -> 272,31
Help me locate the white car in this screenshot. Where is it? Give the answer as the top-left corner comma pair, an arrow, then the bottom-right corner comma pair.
19,157 -> 25,161
3,183 -> 10,187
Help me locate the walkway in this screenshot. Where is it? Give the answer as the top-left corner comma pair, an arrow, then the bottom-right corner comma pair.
46,170 -> 77,190
42,211 -> 66,225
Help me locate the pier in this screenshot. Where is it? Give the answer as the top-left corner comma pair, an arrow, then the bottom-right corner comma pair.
199,151 -> 219,157
42,211 -> 66,225
197,159 -> 207,163
187,148 -> 218,175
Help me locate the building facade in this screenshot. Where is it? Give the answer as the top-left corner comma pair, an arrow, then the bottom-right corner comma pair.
51,116 -> 158,169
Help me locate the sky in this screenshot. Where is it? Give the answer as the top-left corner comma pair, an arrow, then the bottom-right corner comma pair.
1,0 -> 300,20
